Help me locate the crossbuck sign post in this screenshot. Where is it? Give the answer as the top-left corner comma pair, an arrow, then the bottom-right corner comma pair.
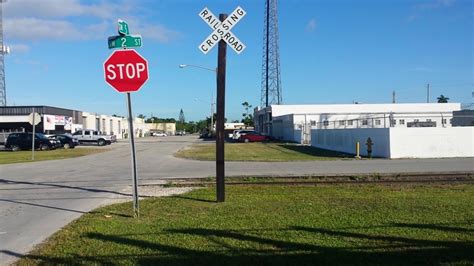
199,6 -> 246,202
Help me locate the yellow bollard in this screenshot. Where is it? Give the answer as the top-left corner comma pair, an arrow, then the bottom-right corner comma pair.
355,142 -> 361,159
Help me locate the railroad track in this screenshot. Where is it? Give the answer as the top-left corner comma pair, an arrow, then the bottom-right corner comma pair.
146,171 -> 474,187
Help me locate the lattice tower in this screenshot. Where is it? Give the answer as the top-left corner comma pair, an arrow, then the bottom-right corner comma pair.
179,109 -> 185,123
0,0 -> 7,106
260,0 -> 282,108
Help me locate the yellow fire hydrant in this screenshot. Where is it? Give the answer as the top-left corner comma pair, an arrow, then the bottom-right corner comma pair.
366,137 -> 373,158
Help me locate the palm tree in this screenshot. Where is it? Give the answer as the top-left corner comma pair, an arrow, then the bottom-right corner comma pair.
437,95 -> 449,103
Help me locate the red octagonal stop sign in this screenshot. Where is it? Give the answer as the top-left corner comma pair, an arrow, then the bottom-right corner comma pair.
104,49 -> 149,93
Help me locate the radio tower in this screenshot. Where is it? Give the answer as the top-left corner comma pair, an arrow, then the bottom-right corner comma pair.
0,0 -> 8,106
260,0 -> 282,108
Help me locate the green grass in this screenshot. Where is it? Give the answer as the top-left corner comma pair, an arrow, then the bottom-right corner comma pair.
0,148 -> 109,164
175,142 -> 353,161
19,184 -> 474,265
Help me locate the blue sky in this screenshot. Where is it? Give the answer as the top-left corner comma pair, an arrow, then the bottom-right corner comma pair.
4,0 -> 473,121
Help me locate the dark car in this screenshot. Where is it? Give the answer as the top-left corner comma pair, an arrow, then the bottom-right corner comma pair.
5,132 -> 55,151
238,132 -> 271,143
47,136 -> 63,149
49,134 -> 79,149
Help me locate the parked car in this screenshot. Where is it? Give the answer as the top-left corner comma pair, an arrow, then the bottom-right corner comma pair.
153,132 -> 167,137
47,136 -> 63,149
238,132 -> 270,143
72,129 -> 115,146
176,130 -> 186,136
49,134 -> 79,149
232,130 -> 255,141
5,132 -> 55,151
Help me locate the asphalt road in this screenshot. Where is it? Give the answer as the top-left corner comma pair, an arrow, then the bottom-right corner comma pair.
1,135 -> 473,265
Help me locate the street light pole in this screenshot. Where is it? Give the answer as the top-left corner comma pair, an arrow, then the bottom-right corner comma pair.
195,97 -> 215,135
179,63 -> 217,135
210,92 -> 214,134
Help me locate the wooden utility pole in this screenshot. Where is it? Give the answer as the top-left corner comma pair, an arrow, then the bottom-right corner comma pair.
216,14 -> 228,202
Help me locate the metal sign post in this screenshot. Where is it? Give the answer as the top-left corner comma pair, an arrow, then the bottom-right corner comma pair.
28,108 -> 41,160
126,92 -> 139,217
104,20 -> 149,217
199,7 -> 246,202
31,108 -> 36,160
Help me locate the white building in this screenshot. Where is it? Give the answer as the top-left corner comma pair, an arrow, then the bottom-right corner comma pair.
255,103 -> 473,158
81,112 -> 149,140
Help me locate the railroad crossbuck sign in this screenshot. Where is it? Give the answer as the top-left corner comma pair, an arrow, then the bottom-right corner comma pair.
199,6 -> 246,54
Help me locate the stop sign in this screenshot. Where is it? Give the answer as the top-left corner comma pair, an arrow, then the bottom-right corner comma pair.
104,49 -> 149,93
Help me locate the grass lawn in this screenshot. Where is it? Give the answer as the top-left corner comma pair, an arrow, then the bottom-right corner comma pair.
175,142 -> 353,161
0,148 -> 109,164
19,184 -> 474,265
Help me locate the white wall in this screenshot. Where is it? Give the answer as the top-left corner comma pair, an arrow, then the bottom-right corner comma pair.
310,127 -> 474,158
311,128 -> 390,157
389,127 -> 474,158
0,115 -> 29,123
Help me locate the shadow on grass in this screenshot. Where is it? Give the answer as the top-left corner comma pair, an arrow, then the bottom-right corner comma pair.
171,195 -> 217,203
15,224 -> 474,265
390,223 -> 474,233
275,144 -> 353,159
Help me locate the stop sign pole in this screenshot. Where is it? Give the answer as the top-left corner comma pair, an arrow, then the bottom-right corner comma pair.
126,92 -> 139,218
104,20 -> 148,217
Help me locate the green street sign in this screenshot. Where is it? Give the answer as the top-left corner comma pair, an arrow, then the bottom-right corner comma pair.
118,20 -> 129,36
108,35 -> 142,49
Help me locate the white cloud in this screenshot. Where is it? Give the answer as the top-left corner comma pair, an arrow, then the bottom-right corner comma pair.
3,1 -> 182,44
12,59 -> 49,73
407,0 -> 455,23
4,18 -> 85,41
415,0 -> 456,10
305,19 -> 317,32
406,67 -> 433,72
116,17 -> 182,43
8,44 -> 30,53
3,0 -> 123,19
136,24 -> 182,43
406,15 -> 418,22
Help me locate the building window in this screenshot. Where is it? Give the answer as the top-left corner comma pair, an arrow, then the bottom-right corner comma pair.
399,119 -> 405,125
310,120 -> 316,126
442,119 -> 447,124
426,119 -> 432,122
348,120 -> 353,126
375,119 -> 381,125
362,120 -> 368,126
323,120 -> 329,126
391,119 -> 396,125
414,119 -> 419,122
339,121 -> 345,126
449,119 -> 452,124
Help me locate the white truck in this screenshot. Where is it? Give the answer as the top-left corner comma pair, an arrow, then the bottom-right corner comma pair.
72,130 -> 116,146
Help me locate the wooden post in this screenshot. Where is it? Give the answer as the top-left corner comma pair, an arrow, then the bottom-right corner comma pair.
216,13 -> 228,203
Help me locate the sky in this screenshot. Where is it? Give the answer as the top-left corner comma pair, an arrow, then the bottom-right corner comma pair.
3,0 -> 473,122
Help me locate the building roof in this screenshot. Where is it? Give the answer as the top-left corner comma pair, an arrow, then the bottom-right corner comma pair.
265,103 -> 461,117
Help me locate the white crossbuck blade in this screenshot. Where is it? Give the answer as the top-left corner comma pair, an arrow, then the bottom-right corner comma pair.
199,6 -> 246,54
